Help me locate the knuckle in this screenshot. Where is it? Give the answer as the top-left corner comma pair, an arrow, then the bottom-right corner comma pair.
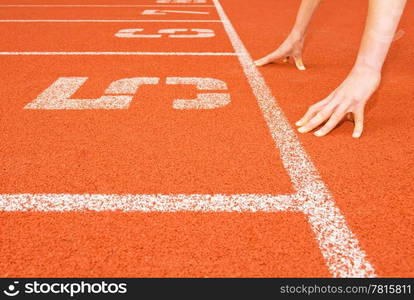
316,110 -> 329,118
332,110 -> 346,120
351,97 -> 364,106
327,118 -> 339,127
307,104 -> 317,112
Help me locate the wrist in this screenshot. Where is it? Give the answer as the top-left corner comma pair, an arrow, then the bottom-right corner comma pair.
353,60 -> 383,75
349,65 -> 382,87
353,52 -> 386,74
289,28 -> 306,42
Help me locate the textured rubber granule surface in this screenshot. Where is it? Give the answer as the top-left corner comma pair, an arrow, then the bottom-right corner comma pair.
229,0 -> 414,277
0,0 -> 413,277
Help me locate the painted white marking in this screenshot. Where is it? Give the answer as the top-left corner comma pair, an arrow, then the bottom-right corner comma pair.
115,28 -> 215,38
115,28 -> 162,38
106,78 -> 159,95
25,77 -> 231,110
166,77 -> 230,109
142,9 -> 209,15
212,0 -> 375,278
0,52 -> 236,56
0,20 -> 222,23
159,28 -> 215,38
0,194 -> 297,212
157,0 -> 207,3
24,77 -> 159,110
0,5 -> 214,7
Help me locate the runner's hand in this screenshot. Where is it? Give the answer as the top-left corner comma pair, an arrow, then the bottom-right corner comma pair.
254,32 -> 306,70
295,67 -> 381,138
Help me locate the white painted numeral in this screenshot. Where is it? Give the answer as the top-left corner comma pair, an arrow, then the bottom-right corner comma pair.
115,28 -> 215,38
142,9 -> 209,15
159,28 -> 214,38
25,77 -> 230,110
166,77 -> 230,109
115,28 -> 162,38
25,77 -> 160,110
156,0 -> 207,3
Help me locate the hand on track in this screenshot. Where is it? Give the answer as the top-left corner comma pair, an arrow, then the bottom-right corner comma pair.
254,33 -> 306,70
295,67 -> 381,138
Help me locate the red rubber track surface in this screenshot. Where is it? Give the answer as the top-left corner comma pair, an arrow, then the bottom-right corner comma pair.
0,0 -> 412,277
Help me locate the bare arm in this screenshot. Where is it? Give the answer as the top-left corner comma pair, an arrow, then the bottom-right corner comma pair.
291,0 -> 322,37
296,0 -> 407,138
355,0 -> 406,72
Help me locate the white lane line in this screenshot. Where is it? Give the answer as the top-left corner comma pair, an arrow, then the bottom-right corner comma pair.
0,52 -> 237,56
0,5 -> 215,7
142,9 -> 209,15
212,0 -> 375,278
0,20 -> 222,23
0,194 -> 298,212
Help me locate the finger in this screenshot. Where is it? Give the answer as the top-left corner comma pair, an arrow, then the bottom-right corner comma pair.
254,57 -> 269,67
254,51 -> 283,67
295,97 -> 332,127
295,105 -> 320,127
293,55 -> 306,71
298,108 -> 333,133
352,108 -> 365,138
314,106 -> 347,137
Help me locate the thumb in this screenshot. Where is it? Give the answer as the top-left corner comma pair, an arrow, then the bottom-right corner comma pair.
293,55 -> 306,71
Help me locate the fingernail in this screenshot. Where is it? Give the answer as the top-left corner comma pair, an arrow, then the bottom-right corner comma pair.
352,133 -> 361,139
314,131 -> 323,137
298,127 -> 306,133
295,121 -> 303,126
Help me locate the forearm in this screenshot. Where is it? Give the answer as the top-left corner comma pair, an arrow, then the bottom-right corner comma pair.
354,0 -> 407,73
291,0 -> 322,37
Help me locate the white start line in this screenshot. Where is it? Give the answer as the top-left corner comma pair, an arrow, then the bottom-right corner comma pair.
0,5 -> 215,8
142,9 -> 210,15
0,0 -> 376,278
0,52 -> 236,55
0,20 -> 222,23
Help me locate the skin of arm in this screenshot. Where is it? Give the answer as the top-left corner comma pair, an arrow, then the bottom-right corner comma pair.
296,0 -> 407,138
